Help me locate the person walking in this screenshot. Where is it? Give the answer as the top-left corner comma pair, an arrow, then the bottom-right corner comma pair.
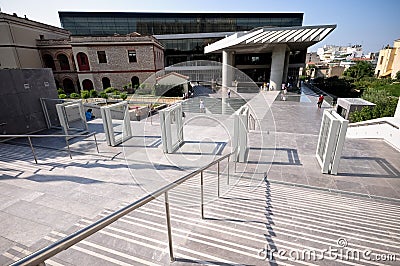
199,99 -> 205,113
135,106 -> 141,121
317,95 -> 324,108
227,88 -> 231,98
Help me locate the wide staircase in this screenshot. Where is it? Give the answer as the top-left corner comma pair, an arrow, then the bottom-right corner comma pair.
182,97 -> 247,115
2,164 -> 400,265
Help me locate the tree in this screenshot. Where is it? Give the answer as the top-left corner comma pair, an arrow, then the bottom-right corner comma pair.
120,92 -> 128,100
99,91 -> 108,99
349,87 -> 398,122
69,92 -> 80,99
57,88 -> 65,95
89,89 -> 98,98
343,61 -> 374,80
396,71 -> 400,81
81,90 -> 90,99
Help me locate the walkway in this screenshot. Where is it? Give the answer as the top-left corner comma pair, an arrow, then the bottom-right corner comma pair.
0,85 -> 399,265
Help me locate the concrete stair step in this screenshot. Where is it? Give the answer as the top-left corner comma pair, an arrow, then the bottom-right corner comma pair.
16,179 -> 399,265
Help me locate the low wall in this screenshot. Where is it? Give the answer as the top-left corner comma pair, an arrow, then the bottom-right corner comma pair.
0,68 -> 58,134
347,118 -> 400,151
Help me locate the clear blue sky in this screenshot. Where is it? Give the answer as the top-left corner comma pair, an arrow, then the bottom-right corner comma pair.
1,0 -> 399,53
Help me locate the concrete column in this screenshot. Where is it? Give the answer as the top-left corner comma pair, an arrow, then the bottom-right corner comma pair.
270,45 -> 287,91
283,50 -> 290,85
222,50 -> 234,95
222,50 -> 234,114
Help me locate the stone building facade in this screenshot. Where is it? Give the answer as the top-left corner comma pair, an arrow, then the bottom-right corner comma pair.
36,35 -> 164,93
36,39 -> 78,93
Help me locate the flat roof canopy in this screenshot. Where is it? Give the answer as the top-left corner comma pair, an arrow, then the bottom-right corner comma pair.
204,24 -> 336,54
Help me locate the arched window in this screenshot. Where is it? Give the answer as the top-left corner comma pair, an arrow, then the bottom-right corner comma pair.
77,52 -> 90,71
57,54 -> 70,70
131,76 -> 139,89
63,78 -> 75,93
82,79 -> 94,91
43,54 -> 56,70
102,77 -> 111,89
55,79 -> 60,89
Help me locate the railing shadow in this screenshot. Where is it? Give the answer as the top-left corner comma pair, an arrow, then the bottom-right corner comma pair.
174,140 -> 227,156
339,156 -> 400,178
248,147 -> 301,166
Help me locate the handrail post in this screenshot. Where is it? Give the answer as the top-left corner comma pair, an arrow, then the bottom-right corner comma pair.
65,137 -> 72,159
227,155 -> 230,185
200,170 -> 204,219
217,161 -> 220,198
235,160 -> 237,173
164,192 -> 174,262
27,136 -> 38,164
93,133 -> 99,153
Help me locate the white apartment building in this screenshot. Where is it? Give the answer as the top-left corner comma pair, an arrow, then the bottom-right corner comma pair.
317,44 -> 363,62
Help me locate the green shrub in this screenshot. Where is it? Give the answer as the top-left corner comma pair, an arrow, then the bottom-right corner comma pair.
343,61 -> 374,80
99,91 -> 108,99
69,92 -> 80,99
89,89 -> 98,98
349,87 -> 399,122
81,90 -> 90,99
58,93 -> 67,99
113,90 -> 121,96
57,88 -> 65,95
120,92 -> 128,100
104,87 -> 116,93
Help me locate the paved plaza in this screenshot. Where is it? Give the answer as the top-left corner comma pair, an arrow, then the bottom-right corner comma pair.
0,86 -> 399,265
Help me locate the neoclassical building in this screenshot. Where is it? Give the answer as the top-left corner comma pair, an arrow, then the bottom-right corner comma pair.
0,12 -> 70,69
1,12 -> 164,93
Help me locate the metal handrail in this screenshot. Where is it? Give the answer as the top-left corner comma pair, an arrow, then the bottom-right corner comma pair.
0,132 -> 99,163
348,120 -> 399,129
11,151 -> 234,265
304,82 -> 337,106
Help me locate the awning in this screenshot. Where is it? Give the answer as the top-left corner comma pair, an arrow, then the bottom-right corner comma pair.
204,24 -> 336,54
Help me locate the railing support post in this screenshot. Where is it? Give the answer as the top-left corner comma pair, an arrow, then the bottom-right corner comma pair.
164,192 -> 174,262
227,155 -> 230,185
65,137 -> 72,159
27,136 -> 38,164
93,133 -> 99,153
217,161 -> 220,198
200,170 -> 204,219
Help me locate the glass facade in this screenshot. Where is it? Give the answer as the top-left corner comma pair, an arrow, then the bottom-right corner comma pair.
59,12 -> 305,82
59,12 -> 303,36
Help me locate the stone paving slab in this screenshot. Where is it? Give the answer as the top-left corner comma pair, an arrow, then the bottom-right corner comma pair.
0,86 -> 399,265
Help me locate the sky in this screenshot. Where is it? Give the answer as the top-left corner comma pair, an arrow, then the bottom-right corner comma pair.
1,0 -> 399,53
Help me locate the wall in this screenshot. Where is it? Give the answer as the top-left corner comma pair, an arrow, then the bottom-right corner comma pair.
70,36 -> 164,91
0,68 -> 58,134
0,13 -> 70,69
347,121 -> 400,151
375,47 -> 395,77
391,40 -> 400,79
